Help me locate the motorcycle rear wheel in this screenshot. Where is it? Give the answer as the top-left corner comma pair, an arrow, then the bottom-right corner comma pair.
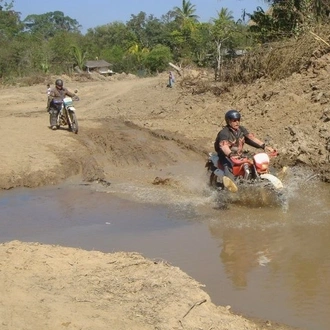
68,112 -> 78,134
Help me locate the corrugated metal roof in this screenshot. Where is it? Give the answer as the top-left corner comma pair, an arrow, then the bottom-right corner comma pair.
85,60 -> 111,68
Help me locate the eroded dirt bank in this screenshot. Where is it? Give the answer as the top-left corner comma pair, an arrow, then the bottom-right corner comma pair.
1,62 -> 328,329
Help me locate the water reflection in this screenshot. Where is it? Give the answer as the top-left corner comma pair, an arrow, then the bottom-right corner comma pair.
206,177 -> 330,329
218,227 -> 271,288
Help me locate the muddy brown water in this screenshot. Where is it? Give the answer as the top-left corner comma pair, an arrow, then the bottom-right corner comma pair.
0,166 -> 329,330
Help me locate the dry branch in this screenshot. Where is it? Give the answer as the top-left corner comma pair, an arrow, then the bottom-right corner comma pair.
182,299 -> 207,319
169,62 -> 182,76
310,31 -> 330,47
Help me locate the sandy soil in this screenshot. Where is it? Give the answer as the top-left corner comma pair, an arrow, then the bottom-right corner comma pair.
1,54 -> 329,329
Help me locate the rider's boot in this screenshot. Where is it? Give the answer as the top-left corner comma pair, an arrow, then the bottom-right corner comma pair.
223,165 -> 238,193
223,176 -> 238,193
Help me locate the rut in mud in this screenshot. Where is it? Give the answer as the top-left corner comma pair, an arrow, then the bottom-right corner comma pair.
69,118 -> 207,186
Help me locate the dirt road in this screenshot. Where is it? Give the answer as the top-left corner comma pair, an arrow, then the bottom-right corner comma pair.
1,65 -> 328,329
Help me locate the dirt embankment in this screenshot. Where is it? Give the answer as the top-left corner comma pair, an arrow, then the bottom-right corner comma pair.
1,56 -> 329,329
0,241 -> 260,330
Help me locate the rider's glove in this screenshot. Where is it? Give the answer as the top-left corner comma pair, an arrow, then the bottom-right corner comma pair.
265,145 -> 276,154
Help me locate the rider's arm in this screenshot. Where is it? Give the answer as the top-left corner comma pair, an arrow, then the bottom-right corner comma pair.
244,133 -> 265,149
245,133 -> 275,153
64,88 -> 75,98
219,140 -> 233,157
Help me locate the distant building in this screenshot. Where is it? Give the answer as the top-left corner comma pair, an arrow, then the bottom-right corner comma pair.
85,60 -> 114,75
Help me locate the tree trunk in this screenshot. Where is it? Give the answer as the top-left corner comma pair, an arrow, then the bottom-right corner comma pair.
215,40 -> 222,81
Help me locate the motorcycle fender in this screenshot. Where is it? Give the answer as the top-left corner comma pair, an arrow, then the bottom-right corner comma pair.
67,106 -> 76,112
260,173 -> 283,190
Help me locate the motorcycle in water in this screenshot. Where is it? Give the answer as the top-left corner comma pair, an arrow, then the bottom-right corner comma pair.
206,150 -> 285,203
50,96 -> 79,134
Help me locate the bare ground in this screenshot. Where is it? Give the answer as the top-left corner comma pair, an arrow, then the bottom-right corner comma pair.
1,54 -> 329,329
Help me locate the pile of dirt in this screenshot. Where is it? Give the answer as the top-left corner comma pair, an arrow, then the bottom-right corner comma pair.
0,240 -> 261,330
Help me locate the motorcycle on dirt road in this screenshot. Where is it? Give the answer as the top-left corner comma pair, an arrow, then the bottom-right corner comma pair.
50,95 -> 79,134
206,150 -> 284,193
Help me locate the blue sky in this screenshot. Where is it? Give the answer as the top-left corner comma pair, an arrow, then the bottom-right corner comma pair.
13,0 -> 268,33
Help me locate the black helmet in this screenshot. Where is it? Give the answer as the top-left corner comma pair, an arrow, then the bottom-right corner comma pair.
225,110 -> 241,124
55,79 -> 63,87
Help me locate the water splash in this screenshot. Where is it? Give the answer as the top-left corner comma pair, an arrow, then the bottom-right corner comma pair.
89,165 -> 328,227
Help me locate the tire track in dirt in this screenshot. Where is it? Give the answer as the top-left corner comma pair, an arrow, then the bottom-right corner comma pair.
74,118 -> 206,186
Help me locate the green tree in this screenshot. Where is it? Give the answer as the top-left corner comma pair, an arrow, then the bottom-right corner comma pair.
126,12 -> 149,48
166,1 -> 200,64
0,1 -> 23,40
85,22 -> 136,55
247,7 -> 277,42
190,22 -> 213,66
71,45 -> 87,71
211,8 -> 237,80
144,44 -> 172,73
250,0 -> 330,42
85,22 -> 137,72
127,43 -> 149,70
100,45 -> 125,72
263,0 -> 330,19
47,31 -> 83,73
126,12 -> 166,49
23,11 -> 81,39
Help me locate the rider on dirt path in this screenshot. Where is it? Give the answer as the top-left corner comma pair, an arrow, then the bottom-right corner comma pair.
213,110 -> 274,189
47,79 -> 76,130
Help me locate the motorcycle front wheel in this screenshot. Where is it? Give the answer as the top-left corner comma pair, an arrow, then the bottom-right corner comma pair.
68,111 -> 78,134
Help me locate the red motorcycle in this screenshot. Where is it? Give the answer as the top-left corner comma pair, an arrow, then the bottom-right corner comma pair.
206,151 -> 284,192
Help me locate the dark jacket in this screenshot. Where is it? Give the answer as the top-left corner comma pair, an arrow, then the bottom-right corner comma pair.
48,87 -> 75,109
214,125 -> 264,161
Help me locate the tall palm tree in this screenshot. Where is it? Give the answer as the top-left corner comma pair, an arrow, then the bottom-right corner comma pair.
173,0 -> 199,23
213,8 -> 234,24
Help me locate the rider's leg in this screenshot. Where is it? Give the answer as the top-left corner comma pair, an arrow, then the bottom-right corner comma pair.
210,155 -> 224,184
211,155 -> 237,192
49,107 -> 58,130
222,161 -> 238,193
223,164 -> 236,182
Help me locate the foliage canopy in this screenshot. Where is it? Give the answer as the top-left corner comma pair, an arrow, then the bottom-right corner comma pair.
1,0 -> 330,84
